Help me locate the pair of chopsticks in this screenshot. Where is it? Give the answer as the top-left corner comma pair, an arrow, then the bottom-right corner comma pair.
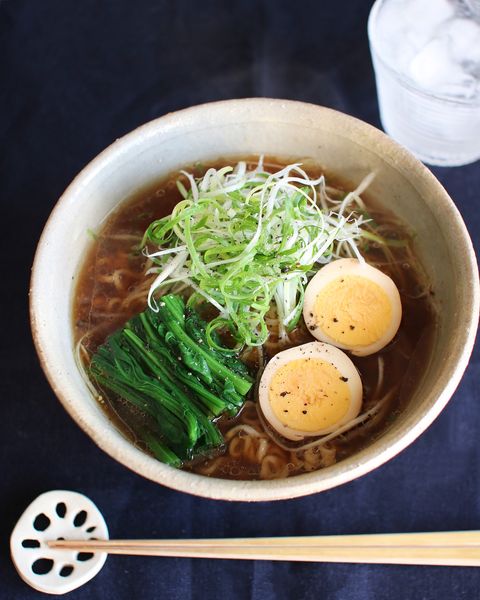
49,531 -> 480,566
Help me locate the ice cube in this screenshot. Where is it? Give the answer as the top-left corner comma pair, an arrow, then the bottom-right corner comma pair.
441,17 -> 480,64
374,0 -> 409,55
402,0 -> 455,27
374,0 -> 423,69
403,0 -> 456,49
374,0 -> 457,69
409,37 -> 478,98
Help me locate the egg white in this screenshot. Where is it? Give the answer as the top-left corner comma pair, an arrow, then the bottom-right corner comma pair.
258,341 -> 363,441
303,258 -> 402,356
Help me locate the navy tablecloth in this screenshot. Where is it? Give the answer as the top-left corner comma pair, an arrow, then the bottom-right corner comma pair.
1,1 -> 479,598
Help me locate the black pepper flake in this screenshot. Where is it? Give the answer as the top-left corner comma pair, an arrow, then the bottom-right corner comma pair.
279,391 -> 290,397
302,410 -> 307,414
340,376 -> 349,382
309,312 -> 314,317
341,279 -> 344,283
341,331 -> 345,334
309,325 -> 316,331
333,317 -> 338,323
283,409 -> 289,413
350,325 -> 355,330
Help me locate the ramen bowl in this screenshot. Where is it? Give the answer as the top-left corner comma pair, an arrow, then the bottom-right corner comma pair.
30,98 -> 479,501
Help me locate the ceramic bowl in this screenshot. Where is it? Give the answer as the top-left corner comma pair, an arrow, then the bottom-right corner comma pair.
30,99 -> 479,501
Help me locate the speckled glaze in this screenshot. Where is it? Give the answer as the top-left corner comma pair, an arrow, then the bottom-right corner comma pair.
30,99 -> 479,501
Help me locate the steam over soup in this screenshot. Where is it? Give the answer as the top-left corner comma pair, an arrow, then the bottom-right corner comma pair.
73,158 -> 435,480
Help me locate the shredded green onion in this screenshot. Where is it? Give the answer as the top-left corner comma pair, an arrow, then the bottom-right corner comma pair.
142,158 -> 374,348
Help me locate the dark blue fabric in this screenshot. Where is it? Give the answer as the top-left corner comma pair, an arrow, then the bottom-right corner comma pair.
1,0 -> 479,598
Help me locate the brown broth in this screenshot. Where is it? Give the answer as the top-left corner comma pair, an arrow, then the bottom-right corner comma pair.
72,157 -> 436,480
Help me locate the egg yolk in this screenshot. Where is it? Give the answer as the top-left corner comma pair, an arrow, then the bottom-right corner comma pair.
313,275 -> 392,347
268,358 -> 351,432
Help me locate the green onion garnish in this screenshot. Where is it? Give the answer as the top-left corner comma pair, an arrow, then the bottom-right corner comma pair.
142,159 -> 375,348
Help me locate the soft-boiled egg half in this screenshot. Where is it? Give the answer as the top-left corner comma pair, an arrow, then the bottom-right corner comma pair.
303,258 -> 402,357
258,341 -> 362,441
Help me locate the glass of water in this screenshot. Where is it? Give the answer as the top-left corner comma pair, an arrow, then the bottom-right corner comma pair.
368,0 -> 480,166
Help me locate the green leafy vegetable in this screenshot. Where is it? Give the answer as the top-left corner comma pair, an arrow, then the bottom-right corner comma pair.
89,295 -> 253,466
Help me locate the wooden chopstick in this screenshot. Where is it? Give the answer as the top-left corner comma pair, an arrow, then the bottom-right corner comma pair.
48,531 -> 480,566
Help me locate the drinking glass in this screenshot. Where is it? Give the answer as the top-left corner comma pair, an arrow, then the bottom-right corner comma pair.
368,0 -> 480,167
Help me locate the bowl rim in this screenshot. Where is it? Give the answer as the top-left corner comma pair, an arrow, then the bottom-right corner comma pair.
30,98 -> 480,501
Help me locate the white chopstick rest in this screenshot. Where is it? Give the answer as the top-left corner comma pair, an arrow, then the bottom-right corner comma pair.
10,490 -> 109,595
11,490 -> 480,594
